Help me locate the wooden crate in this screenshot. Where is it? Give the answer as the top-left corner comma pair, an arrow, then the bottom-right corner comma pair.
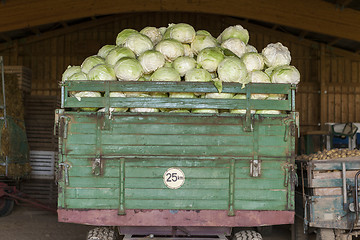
4,66 -> 32,93
29,150 -> 57,180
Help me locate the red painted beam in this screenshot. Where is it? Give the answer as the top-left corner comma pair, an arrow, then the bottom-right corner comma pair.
58,209 -> 294,227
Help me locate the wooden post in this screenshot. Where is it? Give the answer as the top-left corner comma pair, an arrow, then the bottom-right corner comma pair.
320,44 -> 327,129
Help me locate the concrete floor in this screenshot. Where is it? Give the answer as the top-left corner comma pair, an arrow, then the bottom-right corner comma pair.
0,205 -> 313,240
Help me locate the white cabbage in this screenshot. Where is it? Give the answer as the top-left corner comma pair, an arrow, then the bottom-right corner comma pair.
73,91 -> 101,112
246,45 -> 258,53
140,26 -> 162,45
192,109 -> 219,114
262,42 -> 291,67
138,50 -> 165,74
242,53 -> 265,72
183,44 -> 194,58
155,39 -> 185,61
256,110 -> 283,114
221,38 -> 247,58
185,68 -> 212,82
105,47 -> 136,66
124,33 -> 154,56
81,55 -> 105,74
230,95 -> 256,114
217,25 -> 249,44
271,65 -> 300,84
205,93 -> 235,99
108,92 -> 128,112
68,72 -> 89,80
88,64 -> 116,81
172,56 -> 196,77
97,45 -> 116,58
197,47 -> 225,73
217,56 -> 248,84
247,70 -> 271,83
114,58 -> 144,81
169,92 -> 197,98
167,23 -> 196,43
116,29 -> 138,46
62,65 -> 81,81
150,67 -> 181,82
190,34 -> 218,55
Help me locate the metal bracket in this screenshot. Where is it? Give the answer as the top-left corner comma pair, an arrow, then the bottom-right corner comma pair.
92,158 -> 103,176
250,159 -> 261,177
59,162 -> 70,186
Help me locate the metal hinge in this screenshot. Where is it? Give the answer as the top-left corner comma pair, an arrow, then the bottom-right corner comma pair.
250,159 -> 261,177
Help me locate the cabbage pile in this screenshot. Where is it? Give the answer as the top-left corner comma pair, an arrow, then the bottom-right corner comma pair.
62,23 -> 300,114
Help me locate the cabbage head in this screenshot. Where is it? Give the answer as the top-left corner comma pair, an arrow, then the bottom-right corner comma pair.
114,58 -> 144,81
62,65 -> 81,81
256,110 -> 282,114
73,91 -> 101,112
262,42 -> 291,67
150,67 -> 181,82
167,23 -> 196,43
217,25 -> 249,44
183,44 -> 194,58
140,26 -> 162,45
191,34 -> 218,55
221,38 -> 247,58
185,68 -> 212,82
124,33 -> 154,56
192,109 -> 219,114
155,39 -> 185,61
230,94 -> 255,114
68,72 -> 89,80
169,92 -> 197,98
108,92 -> 128,112
197,47 -> 225,73
172,56 -> 196,77
247,70 -> 271,83
217,56 -> 248,84
81,55 -> 105,74
116,29 -> 138,46
138,50 -> 165,74
97,45 -> 116,58
205,93 -> 234,99
246,45 -> 258,53
242,53 -> 265,72
105,46 -> 136,66
271,65 -> 300,84
88,64 -> 116,81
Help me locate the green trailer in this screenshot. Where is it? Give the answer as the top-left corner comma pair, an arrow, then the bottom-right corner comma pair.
56,80 -> 298,240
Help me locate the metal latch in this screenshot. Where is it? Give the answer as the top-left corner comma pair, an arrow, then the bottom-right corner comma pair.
250,159 -> 261,177
92,158 -> 103,176
59,162 -> 70,185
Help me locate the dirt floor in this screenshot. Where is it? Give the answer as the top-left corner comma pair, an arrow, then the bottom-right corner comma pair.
0,205 -> 316,240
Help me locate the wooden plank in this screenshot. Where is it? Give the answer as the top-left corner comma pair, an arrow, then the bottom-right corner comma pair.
312,170 -> 359,179
313,188 -> 342,196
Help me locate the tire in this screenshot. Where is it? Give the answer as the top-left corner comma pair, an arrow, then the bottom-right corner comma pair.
316,228 -> 335,240
294,216 -> 308,240
233,230 -> 263,240
87,227 -> 118,240
0,197 -> 14,217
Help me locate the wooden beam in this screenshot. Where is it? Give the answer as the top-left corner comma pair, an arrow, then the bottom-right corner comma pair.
0,0 -> 359,42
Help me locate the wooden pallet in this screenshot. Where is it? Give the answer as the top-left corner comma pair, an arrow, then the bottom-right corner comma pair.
24,96 -> 60,151
21,179 -> 58,207
29,150 -> 57,180
4,66 -> 32,93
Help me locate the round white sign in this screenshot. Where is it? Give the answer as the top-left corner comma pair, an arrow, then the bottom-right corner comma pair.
163,168 -> 185,189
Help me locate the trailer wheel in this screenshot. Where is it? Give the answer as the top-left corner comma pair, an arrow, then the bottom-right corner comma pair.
233,230 -> 262,240
316,228 -> 335,240
87,227 -> 118,240
0,197 -> 14,217
294,216 -> 308,240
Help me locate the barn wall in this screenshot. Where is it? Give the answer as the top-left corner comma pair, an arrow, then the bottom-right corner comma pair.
0,12 -> 359,132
